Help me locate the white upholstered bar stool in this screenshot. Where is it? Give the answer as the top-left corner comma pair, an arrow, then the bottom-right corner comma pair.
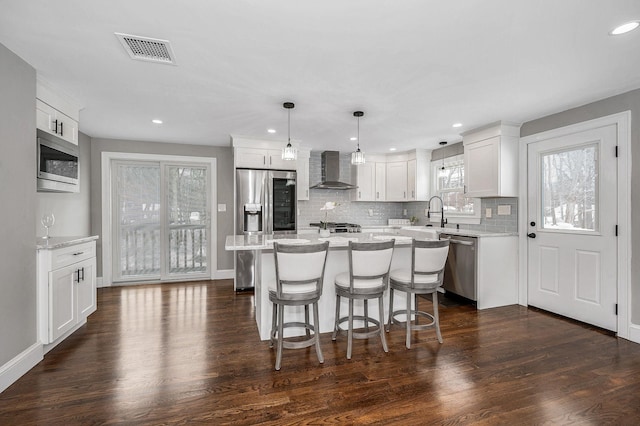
269,241 -> 329,371
387,239 -> 450,349
332,240 -> 395,359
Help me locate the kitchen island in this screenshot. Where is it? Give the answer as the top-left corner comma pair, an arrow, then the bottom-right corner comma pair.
225,228 -> 518,340
226,232 -> 420,341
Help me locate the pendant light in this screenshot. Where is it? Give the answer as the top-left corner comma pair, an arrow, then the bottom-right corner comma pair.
281,102 -> 297,161
437,141 -> 447,177
351,111 -> 365,165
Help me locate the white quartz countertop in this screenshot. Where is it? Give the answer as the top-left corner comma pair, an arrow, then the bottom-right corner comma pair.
36,235 -> 99,250
226,227 -> 516,251
400,226 -> 518,238
226,232 -> 421,251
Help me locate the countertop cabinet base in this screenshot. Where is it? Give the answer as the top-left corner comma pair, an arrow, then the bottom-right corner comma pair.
37,240 -> 97,351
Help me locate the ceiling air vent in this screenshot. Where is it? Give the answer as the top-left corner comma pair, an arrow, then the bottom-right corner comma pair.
115,33 -> 177,65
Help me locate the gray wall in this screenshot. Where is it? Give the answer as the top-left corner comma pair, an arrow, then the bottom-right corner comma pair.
0,44 -> 37,365
521,88 -> 640,325
36,131 -> 91,238
90,138 -> 234,277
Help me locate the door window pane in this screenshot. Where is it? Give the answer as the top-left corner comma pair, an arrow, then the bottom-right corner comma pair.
540,145 -> 598,231
116,163 -> 161,279
166,166 -> 209,275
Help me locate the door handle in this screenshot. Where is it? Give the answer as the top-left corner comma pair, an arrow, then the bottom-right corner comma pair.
527,233 -> 537,238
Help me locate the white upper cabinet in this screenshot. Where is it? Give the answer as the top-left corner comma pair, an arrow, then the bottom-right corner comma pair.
407,149 -> 431,201
232,137 -> 297,171
350,150 -> 430,202
375,162 -> 387,201
352,161 -> 375,201
36,78 -> 81,145
296,149 -> 310,201
386,161 -> 408,201
463,122 -> 520,198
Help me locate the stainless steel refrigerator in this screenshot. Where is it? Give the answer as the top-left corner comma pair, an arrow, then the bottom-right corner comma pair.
234,169 -> 297,291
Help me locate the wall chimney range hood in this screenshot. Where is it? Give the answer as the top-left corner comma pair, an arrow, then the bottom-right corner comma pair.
310,151 -> 356,190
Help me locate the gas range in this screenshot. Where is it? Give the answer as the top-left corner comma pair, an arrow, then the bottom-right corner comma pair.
309,222 -> 362,233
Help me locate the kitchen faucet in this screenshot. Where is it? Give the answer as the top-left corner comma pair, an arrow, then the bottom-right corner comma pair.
427,195 -> 448,228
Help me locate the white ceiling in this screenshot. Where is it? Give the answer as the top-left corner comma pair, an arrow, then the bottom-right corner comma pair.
1,1 -> 640,153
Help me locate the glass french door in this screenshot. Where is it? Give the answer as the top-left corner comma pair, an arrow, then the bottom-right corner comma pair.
112,160 -> 211,282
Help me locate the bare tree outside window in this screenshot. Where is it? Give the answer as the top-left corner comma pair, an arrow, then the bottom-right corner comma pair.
541,145 -> 598,231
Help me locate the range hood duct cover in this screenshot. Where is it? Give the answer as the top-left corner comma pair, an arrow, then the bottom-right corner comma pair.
311,151 -> 357,190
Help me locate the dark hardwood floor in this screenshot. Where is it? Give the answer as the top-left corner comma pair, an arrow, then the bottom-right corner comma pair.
2,280 -> 640,425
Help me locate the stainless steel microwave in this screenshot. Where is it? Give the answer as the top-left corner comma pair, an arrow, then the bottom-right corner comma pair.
37,129 -> 79,192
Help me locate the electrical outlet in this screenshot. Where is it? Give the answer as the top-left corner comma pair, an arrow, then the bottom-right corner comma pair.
424,208 -> 429,216
403,209 -> 407,216
217,204 -> 226,212
497,205 -> 512,215
485,208 -> 492,218
368,209 -> 373,217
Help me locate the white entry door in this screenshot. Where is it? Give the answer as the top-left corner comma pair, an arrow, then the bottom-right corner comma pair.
527,124 -> 617,331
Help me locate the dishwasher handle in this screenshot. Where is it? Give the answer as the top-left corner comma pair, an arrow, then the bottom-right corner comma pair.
440,236 -> 475,246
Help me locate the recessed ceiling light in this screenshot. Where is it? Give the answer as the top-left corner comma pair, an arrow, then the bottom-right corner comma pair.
152,119 -> 163,124
452,123 -> 462,128
350,137 -> 358,141
610,21 -> 640,35
389,148 -> 397,151
267,129 -> 276,134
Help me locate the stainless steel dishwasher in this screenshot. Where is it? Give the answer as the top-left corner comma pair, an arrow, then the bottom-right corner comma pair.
439,233 -> 477,301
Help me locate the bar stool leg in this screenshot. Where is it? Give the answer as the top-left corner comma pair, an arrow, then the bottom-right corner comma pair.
332,294 -> 340,341
270,302 -> 277,348
364,300 -> 369,332
347,298 -> 354,359
379,295 -> 388,353
313,302 -> 324,364
276,304 -> 285,370
304,305 -> 311,338
387,288 -> 394,332
433,291 -> 443,344
405,291 -> 412,349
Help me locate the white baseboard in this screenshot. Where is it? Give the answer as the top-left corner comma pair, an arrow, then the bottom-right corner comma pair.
627,324 -> 640,345
98,271 -> 233,286
214,269 -> 234,280
0,342 -> 43,393
96,276 -> 110,288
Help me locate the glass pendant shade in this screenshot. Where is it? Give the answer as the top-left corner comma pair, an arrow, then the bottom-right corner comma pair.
282,142 -> 297,160
351,111 -> 365,165
351,148 -> 365,165
281,102 -> 297,161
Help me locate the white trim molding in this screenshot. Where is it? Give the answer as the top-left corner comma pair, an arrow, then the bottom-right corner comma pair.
0,342 -> 43,393
214,269 -> 234,280
519,111 -> 633,343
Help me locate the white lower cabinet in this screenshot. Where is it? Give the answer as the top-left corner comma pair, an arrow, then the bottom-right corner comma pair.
38,240 -> 97,348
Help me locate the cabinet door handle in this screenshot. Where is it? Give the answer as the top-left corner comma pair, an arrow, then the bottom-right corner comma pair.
75,269 -> 80,283
59,121 -> 64,136
80,267 -> 85,282
376,191 -> 379,199
53,119 -> 58,134
306,189 -> 308,198
403,191 -> 406,198
73,251 -> 84,256
464,185 -> 467,194
358,191 -> 361,198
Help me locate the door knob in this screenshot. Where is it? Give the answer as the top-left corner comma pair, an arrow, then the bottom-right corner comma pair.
527,232 -> 536,238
